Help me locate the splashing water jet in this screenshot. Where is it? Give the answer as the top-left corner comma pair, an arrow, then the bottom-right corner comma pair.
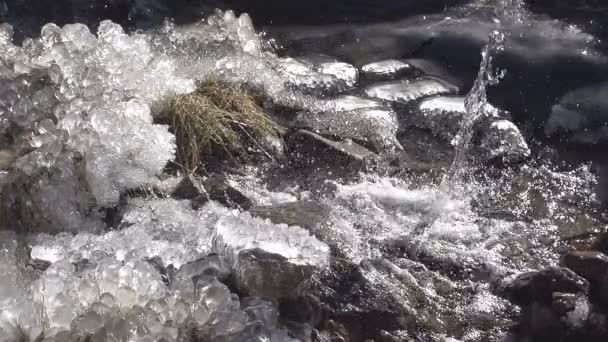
442,30 -> 506,192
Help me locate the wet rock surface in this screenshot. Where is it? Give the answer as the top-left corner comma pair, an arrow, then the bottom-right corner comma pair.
503,267 -> 590,305
286,129 -> 376,167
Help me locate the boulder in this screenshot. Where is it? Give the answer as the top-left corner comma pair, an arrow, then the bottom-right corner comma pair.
561,251 -> 608,286
503,267 -> 589,305
235,248 -> 316,299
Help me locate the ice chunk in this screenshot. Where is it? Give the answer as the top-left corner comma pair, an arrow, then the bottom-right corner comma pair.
72,311 -> 104,335
64,99 -> 175,205
78,279 -> 101,306
116,287 -> 137,308
0,232 -> 30,310
205,10 -> 263,56
415,96 -> 506,142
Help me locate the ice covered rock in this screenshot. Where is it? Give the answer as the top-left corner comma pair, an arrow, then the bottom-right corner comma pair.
13,202 -> 297,340
480,120 -> 530,164
214,210 -> 330,297
316,61 -> 358,87
365,77 -> 459,103
292,106 -> 401,151
277,57 -> 358,94
330,95 -> 383,111
414,97 -> 525,163
416,96 -> 467,140
19,196 -> 329,337
214,211 -> 330,268
361,59 -> 413,80
24,199 -> 214,268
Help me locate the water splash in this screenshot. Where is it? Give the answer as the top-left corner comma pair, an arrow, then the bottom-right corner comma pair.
441,0 -> 530,192
495,0 -> 528,25
442,30 -> 506,191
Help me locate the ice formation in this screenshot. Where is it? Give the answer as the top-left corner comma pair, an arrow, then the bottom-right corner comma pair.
0,20 -> 197,231
0,14 -> 335,339
0,199 -> 328,340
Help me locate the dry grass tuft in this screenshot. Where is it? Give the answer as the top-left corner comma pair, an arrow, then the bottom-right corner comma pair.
166,80 -> 278,172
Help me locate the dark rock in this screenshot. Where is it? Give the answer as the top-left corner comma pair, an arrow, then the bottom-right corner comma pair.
592,233 -> 608,255
514,292 -> 593,340
172,174 -> 207,200
202,173 -> 253,210
249,200 -> 332,230
503,267 -> 589,305
561,250 -> 608,306
286,129 -> 376,168
527,301 -> 565,338
587,312 -> 608,338
561,251 -> 608,285
234,248 -> 316,299
290,257 -> 466,342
